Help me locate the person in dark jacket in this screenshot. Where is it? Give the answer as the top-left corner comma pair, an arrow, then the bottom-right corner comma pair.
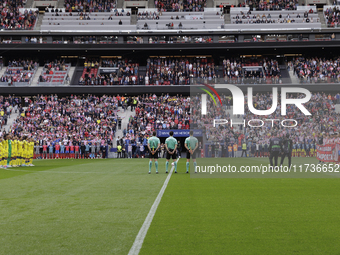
269,132 -> 282,167
280,133 -> 293,167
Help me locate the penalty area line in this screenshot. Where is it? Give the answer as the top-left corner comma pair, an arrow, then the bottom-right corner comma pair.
128,158 -> 179,255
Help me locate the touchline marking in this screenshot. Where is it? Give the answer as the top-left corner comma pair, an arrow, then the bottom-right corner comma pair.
128,158 -> 179,255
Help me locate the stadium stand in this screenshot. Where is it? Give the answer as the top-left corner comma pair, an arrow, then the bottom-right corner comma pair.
222,57 -> 282,84
193,91 -> 340,145
155,0 -> 206,12
0,6 -> 38,30
11,94 -> 118,143
0,60 -> 38,86
291,57 -> 340,83
245,0 -> 299,10
229,7 -> 320,28
145,56 -> 216,85
38,61 -> 71,85
79,58 -> 139,85
137,10 -> 224,30
324,5 -> 340,27
40,8 -> 135,30
64,0 -> 117,12
128,94 -> 190,136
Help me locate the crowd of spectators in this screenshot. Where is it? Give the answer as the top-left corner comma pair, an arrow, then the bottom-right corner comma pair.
192,90 -> 340,156
232,10 -> 316,24
0,2 -> 38,30
155,0 -> 206,12
324,7 -> 340,27
10,94 -> 119,149
64,0 -> 118,12
38,60 -> 70,83
0,59 -> 38,84
244,0 -> 299,11
128,93 -> 190,135
137,11 -> 159,20
222,57 -> 281,84
291,56 -> 340,83
79,58 -> 139,85
2,92 -> 340,158
145,57 -> 216,85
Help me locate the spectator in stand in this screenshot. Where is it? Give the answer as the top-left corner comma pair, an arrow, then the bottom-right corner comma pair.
246,0 -> 298,11
79,58 -> 139,86
0,2 -> 38,30
291,56 -> 340,83
146,57 -> 216,85
64,0 -> 117,12
1,59 -> 38,84
324,7 -> 340,27
156,0 -> 206,12
9,94 -> 118,157
223,57 -> 281,84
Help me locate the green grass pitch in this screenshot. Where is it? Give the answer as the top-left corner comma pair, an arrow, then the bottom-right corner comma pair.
1,158 -> 340,255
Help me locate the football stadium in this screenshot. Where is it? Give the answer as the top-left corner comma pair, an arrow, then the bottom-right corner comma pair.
1,0 -> 340,254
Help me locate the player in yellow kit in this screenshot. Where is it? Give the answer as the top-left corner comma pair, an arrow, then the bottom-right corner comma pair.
18,138 -> 23,167
11,137 -> 18,167
29,138 -> 35,166
22,137 -> 28,167
26,138 -> 33,166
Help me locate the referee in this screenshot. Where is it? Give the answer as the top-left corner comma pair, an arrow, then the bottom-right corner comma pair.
184,130 -> 198,173
269,132 -> 282,167
147,131 -> 161,174
165,131 -> 178,174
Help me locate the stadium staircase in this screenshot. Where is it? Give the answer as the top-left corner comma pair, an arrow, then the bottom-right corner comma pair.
279,65 -> 292,84
318,11 -> 326,28
206,0 -> 214,8
70,66 -> 84,85
117,0 -> 124,8
225,13 -> 230,24
34,15 -> 44,30
131,14 -> 137,25
25,0 -> 34,8
0,66 -> 6,78
115,106 -> 136,141
335,105 -> 340,113
148,0 -> 155,8
67,67 -> 75,85
288,70 -> 300,84
58,0 -> 65,8
31,67 -> 44,86
2,107 -> 22,133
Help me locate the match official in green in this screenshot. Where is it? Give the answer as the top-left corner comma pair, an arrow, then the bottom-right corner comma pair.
165,131 -> 178,173
184,130 -> 199,173
148,131 -> 161,174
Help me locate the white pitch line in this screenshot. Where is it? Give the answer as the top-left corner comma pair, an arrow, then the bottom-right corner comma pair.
128,158 -> 179,255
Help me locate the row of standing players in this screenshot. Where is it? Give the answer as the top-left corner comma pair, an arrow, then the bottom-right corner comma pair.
147,130 -> 198,174
147,131 -> 310,173
0,134 -> 35,168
